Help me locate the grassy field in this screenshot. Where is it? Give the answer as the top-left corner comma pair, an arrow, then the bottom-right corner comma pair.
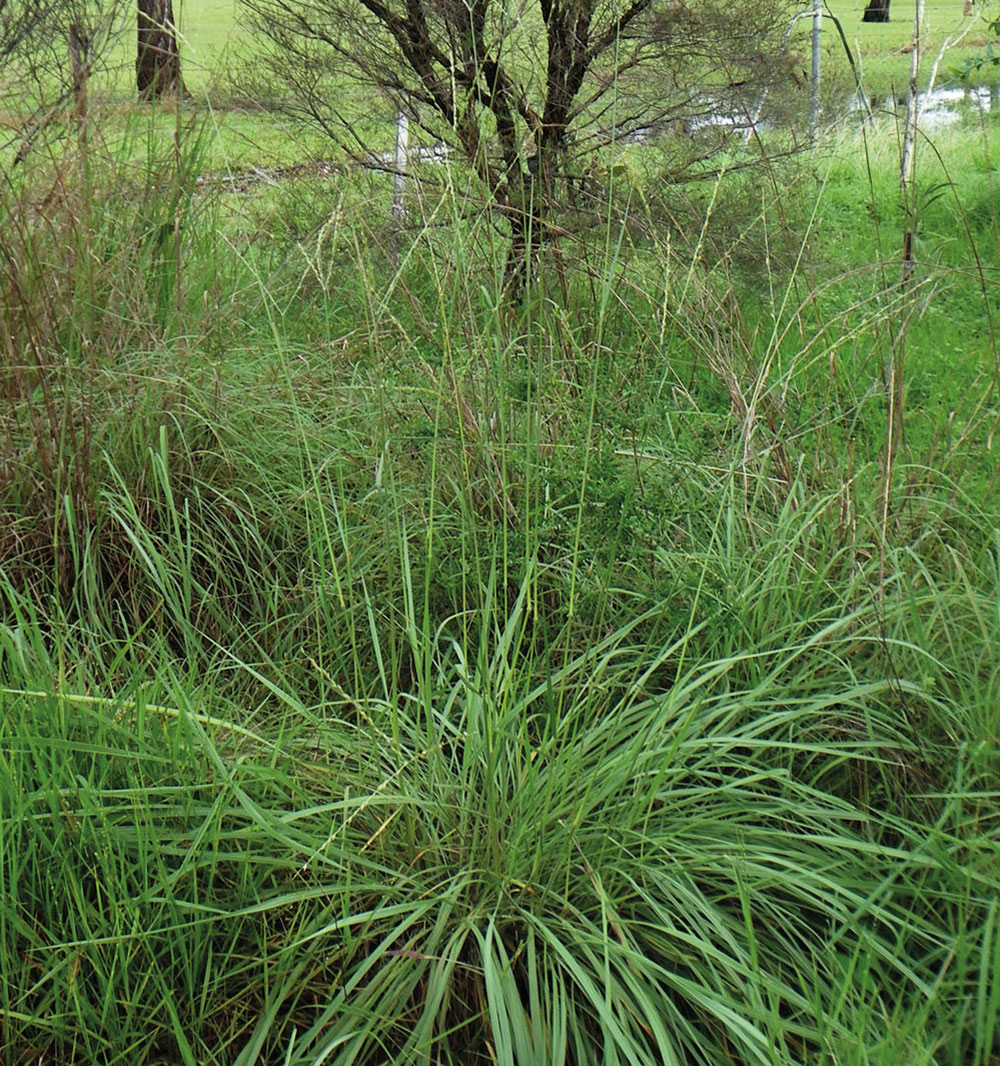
23,0 -> 1000,137
822,0 -> 995,86
1,2 -> 1000,1065
167,0 -> 999,90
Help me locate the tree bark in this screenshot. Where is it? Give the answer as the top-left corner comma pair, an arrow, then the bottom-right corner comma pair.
137,0 -> 183,100
861,0 -> 890,22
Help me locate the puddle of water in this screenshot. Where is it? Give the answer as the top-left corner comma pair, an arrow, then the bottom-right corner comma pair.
621,108 -> 761,144
853,84 -> 1000,128
366,144 -> 451,167
627,83 -> 1000,144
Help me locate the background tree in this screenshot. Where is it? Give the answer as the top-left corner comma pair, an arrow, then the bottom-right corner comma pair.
240,0 -> 796,293
862,0 -> 891,21
137,0 -> 183,99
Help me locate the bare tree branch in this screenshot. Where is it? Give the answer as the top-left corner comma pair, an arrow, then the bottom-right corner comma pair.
238,0 -> 798,294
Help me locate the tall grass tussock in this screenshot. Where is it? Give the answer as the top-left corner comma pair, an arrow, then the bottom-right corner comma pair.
1,15 -> 999,1064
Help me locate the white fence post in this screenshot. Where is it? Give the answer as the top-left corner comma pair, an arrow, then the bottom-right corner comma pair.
390,110 -> 409,265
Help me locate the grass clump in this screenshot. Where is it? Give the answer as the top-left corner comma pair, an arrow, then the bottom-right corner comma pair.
2,541 -> 997,1065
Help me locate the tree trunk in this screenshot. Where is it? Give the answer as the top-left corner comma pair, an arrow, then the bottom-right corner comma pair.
500,163 -> 548,299
137,0 -> 183,100
861,0 -> 890,22
502,201 -> 534,300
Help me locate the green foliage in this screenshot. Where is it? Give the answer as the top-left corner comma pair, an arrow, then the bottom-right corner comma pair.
1,24 -> 1000,1066
952,11 -> 1000,82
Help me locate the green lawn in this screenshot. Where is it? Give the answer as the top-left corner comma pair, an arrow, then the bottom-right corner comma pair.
822,0 -> 995,87
178,0 -> 243,63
